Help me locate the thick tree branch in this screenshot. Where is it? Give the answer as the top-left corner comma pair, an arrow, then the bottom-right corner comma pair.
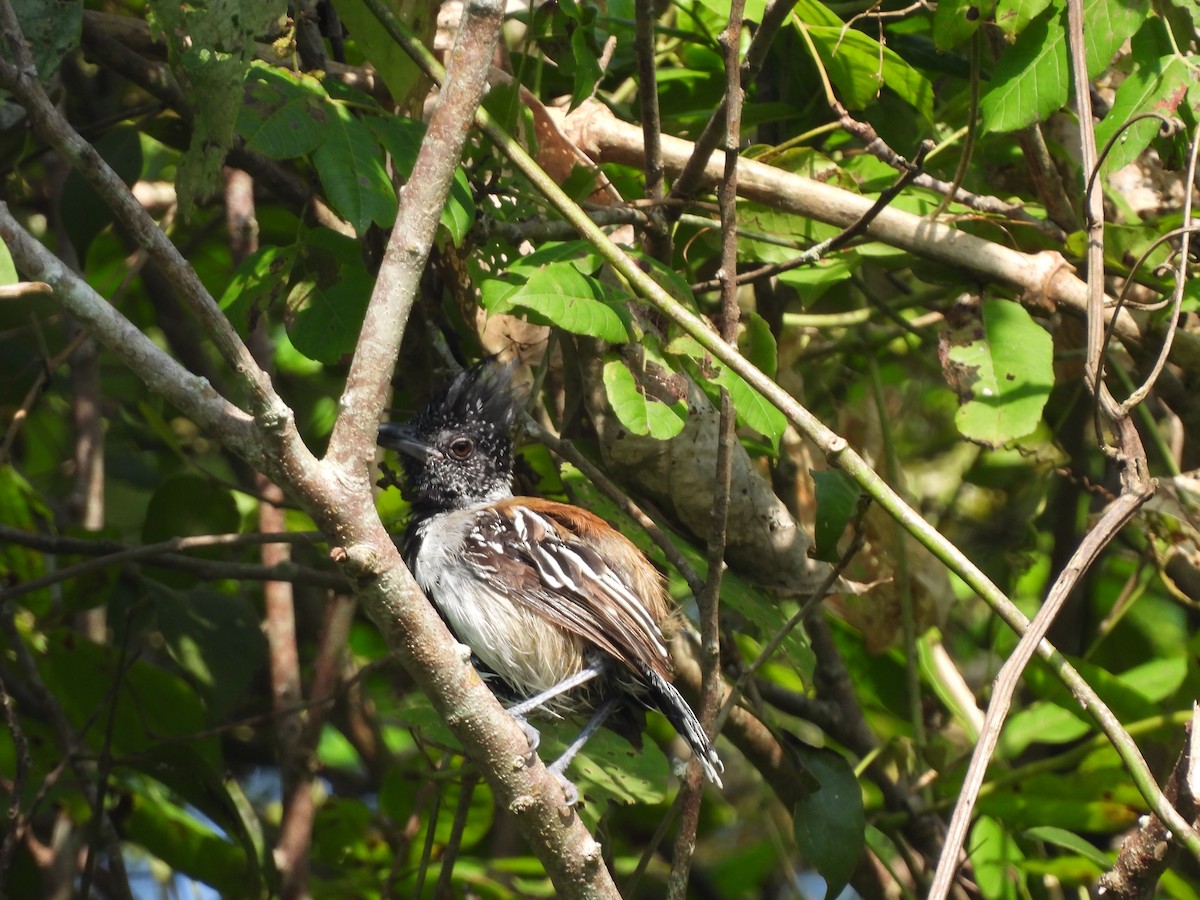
0,0 -> 285,425
563,105 -> 1200,375
0,211 -> 261,458
310,2 -> 625,895
1098,707 -> 1200,898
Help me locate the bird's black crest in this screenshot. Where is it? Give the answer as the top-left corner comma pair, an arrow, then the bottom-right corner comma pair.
414,358 -> 524,439
386,358 -> 526,512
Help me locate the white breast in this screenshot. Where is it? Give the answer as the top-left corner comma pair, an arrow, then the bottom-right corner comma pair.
410,504 -> 585,698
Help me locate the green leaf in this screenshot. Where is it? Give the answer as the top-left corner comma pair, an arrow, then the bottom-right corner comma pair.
995,0 -> 1053,35
942,298 -> 1053,445
442,166 -> 476,245
237,64 -> 330,160
8,0 -> 82,85
667,335 -> 788,446
286,268 -> 374,364
62,126 -> 144,257
36,630 -> 211,756
1094,35 -> 1191,177
0,466 -> 51,590
313,104 -> 397,234
694,0 -> 769,22
721,367 -> 788,447
803,25 -> 934,121
365,115 -> 425,170
0,238 -> 15,285
219,244 -> 299,337
1116,654 -> 1188,702
792,746 -> 866,898
153,585 -> 268,719
329,0 -> 433,110
979,7 -> 1065,132
792,0 -> 844,27
490,266 -> 631,342
568,22 -> 604,110
127,743 -> 267,888
396,768 -> 495,851
976,768 -> 1141,831
508,240 -> 605,275
123,780 -> 260,897
1023,825 -> 1112,869
142,472 -> 240,547
559,728 -> 669,809
739,312 -> 778,378
1000,700 -> 1091,756
368,117 -> 476,245
602,357 -> 688,440
981,0 -> 1149,132
933,0 -> 994,49
811,469 -> 862,562
970,816 -> 1023,900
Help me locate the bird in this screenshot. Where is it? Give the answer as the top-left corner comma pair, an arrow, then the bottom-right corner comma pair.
377,358 -> 723,800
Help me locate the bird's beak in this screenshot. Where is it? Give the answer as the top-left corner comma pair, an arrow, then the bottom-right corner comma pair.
377,423 -> 442,461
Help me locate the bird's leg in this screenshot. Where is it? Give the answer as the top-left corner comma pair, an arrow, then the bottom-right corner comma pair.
547,697 -> 621,805
506,662 -> 606,719
506,662 -> 606,771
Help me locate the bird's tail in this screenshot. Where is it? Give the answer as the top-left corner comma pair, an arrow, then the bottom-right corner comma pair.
641,666 -> 724,787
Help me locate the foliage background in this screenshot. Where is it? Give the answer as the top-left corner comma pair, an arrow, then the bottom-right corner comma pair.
1,0 -> 1200,897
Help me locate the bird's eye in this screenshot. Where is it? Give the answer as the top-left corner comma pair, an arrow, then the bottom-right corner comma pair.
448,437 -> 475,459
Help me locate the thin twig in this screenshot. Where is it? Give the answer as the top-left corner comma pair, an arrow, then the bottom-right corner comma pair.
689,140 -> 932,293
928,1 -> 1180,892
667,6 -> 743,894
666,0 -> 800,215
635,0 -> 671,262
432,770 -> 481,899
0,281 -> 52,298
0,672 -> 30,889
0,529 -> 344,602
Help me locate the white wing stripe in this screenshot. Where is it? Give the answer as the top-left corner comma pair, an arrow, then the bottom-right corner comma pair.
549,544 -> 669,659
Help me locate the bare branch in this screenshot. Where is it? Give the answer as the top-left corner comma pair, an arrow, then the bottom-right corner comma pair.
668,3 -> 744,893
0,209 -> 262,458
0,0 -> 284,424
562,104 -> 1200,374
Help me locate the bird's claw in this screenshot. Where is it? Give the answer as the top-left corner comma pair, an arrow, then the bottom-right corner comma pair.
511,712 -> 541,762
550,769 -> 580,807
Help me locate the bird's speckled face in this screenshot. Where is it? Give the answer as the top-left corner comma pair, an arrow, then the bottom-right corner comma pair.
379,361 -> 523,512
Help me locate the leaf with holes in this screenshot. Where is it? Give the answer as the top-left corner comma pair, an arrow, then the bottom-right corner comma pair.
602,357 -> 687,440
939,298 -> 1053,445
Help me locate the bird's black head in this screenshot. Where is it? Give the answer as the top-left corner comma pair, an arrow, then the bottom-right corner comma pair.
378,360 -> 523,512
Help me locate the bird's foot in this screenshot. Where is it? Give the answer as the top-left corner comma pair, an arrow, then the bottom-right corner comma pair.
548,763 -> 581,807
509,712 -> 541,762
